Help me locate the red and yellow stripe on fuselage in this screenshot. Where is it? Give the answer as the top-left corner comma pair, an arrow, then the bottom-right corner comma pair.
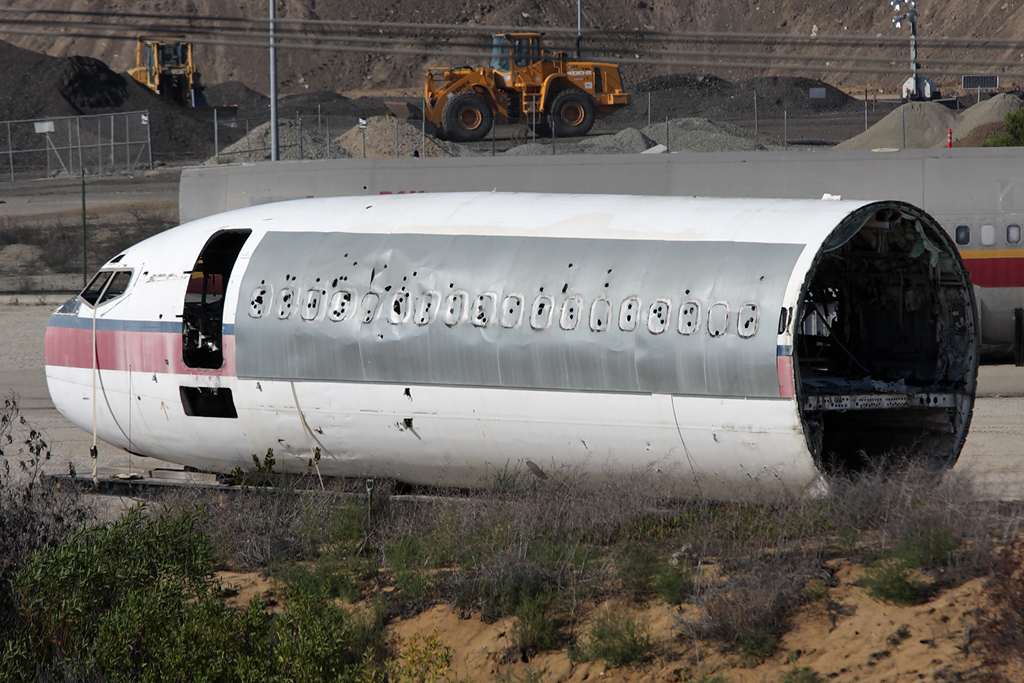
959,249 -> 1024,288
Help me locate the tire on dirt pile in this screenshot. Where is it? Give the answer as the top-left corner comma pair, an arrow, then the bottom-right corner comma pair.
549,89 -> 596,137
441,91 -> 493,142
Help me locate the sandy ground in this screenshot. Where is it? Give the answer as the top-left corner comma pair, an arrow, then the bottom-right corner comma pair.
3,300 -> 1024,498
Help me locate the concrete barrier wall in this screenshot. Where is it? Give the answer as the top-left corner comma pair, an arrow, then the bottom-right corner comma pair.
180,148 -> 1023,226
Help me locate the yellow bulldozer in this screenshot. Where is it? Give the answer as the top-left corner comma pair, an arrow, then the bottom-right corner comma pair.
413,33 -> 630,142
128,36 -> 208,107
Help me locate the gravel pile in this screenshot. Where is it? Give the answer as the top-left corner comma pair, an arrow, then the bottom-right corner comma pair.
953,93 -> 1022,139
333,115 -> 473,159
836,94 -> 1022,150
204,119 -> 350,164
605,73 -> 860,128
503,117 -> 781,156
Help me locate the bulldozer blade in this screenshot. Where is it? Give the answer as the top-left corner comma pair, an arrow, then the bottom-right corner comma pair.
385,101 -> 423,120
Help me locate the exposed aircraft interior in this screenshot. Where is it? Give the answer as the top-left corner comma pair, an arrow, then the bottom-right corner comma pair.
795,205 -> 977,474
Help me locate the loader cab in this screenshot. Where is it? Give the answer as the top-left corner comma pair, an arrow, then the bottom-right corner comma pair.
490,33 -> 546,95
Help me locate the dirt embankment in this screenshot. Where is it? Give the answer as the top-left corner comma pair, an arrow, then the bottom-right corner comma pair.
6,0 -> 1024,97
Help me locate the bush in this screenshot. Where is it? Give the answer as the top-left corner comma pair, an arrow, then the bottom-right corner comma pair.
511,590 -> 562,655
578,607 -> 653,668
780,667 -> 825,683
858,559 -> 925,604
0,395 -> 92,639
982,108 -> 1024,146
0,504 -> 389,682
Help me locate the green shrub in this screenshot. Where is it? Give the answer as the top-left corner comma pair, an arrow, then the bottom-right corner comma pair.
982,108 -> 1024,146
737,624 -> 777,663
511,590 -> 562,654
893,521 -> 959,568
859,559 -> 925,604
780,666 -> 825,683
578,608 -> 653,668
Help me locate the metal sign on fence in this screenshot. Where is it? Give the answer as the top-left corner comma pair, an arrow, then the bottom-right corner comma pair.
2,110 -> 153,182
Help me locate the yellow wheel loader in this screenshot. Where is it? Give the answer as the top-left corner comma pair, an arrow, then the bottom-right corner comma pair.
415,33 -> 631,142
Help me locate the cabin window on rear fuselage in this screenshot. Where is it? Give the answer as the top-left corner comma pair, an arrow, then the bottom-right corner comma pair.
955,225 -> 971,245
1008,225 -> 1021,245
981,225 -> 996,246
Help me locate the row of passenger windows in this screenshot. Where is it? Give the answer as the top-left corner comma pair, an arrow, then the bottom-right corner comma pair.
248,284 -> 761,338
954,223 -> 1021,247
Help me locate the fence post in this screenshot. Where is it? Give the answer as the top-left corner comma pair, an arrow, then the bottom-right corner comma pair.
76,117 -> 84,176
784,111 -> 788,150
6,121 -> 13,181
81,166 -> 87,287
146,112 -> 153,169
214,108 -> 219,163
110,115 -> 114,169
753,90 -> 757,136
647,92 -> 651,127
902,108 -> 906,149
298,112 -> 303,160
97,118 -> 102,175
327,117 -> 331,160
665,116 -> 669,152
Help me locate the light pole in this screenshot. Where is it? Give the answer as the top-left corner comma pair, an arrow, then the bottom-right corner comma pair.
269,0 -> 279,161
575,0 -> 582,59
890,0 -> 920,100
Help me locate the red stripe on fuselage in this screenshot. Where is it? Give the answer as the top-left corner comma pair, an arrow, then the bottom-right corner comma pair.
777,356 -> 795,399
44,326 -> 235,376
960,257 -> 1024,288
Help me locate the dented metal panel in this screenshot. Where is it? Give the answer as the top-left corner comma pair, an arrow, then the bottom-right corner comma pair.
235,233 -> 803,398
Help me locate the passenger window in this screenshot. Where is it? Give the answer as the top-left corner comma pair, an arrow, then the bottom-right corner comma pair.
1008,224 -> 1021,245
955,225 -> 971,245
678,300 -> 701,335
388,291 -> 411,324
80,271 -> 113,305
500,294 -> 524,328
560,295 -> 582,331
302,288 -> 325,321
443,291 -> 467,326
737,303 -> 759,338
618,297 -> 640,332
708,302 -> 729,338
530,294 -> 554,329
328,289 -> 357,322
472,293 -> 497,327
249,285 -> 271,318
277,287 -> 297,319
981,224 -> 996,246
415,291 -> 440,325
359,292 -> 380,323
589,298 -> 611,332
647,298 -> 671,334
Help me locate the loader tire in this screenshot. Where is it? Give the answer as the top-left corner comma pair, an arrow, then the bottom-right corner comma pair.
549,89 -> 596,138
442,92 -> 493,142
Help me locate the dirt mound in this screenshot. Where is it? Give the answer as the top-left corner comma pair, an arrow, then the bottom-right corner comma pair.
205,81 -> 269,119
837,94 -> 1023,149
204,119 -> 350,164
605,74 -> 860,129
835,101 -> 957,150
334,115 -> 472,159
953,92 -> 1023,139
0,39 -> 220,163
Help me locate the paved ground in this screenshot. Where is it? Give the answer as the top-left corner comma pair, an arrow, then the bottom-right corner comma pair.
2,301 -> 1023,498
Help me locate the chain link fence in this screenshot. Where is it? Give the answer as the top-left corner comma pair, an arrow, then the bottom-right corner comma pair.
0,111 -> 153,183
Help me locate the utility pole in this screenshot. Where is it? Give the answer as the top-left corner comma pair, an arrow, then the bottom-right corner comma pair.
269,0 -> 279,160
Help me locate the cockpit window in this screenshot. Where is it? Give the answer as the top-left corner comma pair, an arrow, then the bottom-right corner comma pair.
80,270 -> 132,306
80,271 -> 112,305
99,271 -> 133,303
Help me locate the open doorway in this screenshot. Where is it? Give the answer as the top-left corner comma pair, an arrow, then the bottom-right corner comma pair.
182,230 -> 251,369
